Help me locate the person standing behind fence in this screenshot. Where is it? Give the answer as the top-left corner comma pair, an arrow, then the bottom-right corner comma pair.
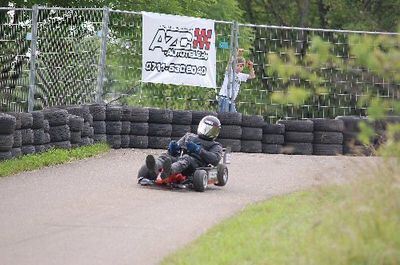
218,49 -> 256,113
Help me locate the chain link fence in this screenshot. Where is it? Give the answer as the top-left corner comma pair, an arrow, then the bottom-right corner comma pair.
1,6 -> 399,122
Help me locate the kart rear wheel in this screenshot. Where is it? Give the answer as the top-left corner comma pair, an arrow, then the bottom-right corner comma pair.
215,164 -> 228,186
193,169 -> 207,192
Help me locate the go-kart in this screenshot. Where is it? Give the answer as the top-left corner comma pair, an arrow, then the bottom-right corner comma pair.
140,148 -> 230,192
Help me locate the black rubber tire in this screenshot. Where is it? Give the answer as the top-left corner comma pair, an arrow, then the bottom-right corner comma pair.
285,132 -> 314,143
93,134 -> 107,143
43,109 -> 69,126
313,144 -> 343,156
147,136 -> 171,149
313,131 -> 343,144
13,130 -> 22,147
216,138 -> 241,152
129,135 -> 148,148
241,127 -> 263,141
68,115 -> 84,132
31,111 -> 44,129
343,131 -> 363,145
65,105 -> 83,117
107,135 -> 122,149
311,118 -> 344,132
121,121 -> 131,135
20,112 -> 33,129
262,144 -> 283,154
240,140 -> 262,153
262,134 -> 284,144
21,145 -> 35,155
52,141 -> 72,149
88,104 -> 106,121
130,107 -> 149,122
282,142 -> 313,155
193,169 -> 207,192
49,125 -> 70,142
0,113 -> 16,134
33,129 -> 46,145
172,124 -> 191,137
21,129 -> 34,145
34,144 -> 47,153
106,105 -> 122,121
92,121 -> 106,134
106,121 -> 122,135
70,131 -> 82,144
262,123 -> 285,134
335,116 -> 366,132
218,125 -> 242,139
0,151 -> 12,160
241,115 -> 264,128
120,135 -> 130,148
44,133 -> 50,144
80,137 -> 93,146
148,108 -> 173,124
11,147 -> 22,158
172,110 -> 192,125
7,112 -> 21,130
121,106 -> 132,121
215,164 -> 228,186
148,123 -> 172,137
191,110 -> 218,124
130,122 -> 149,136
217,112 -> 242,125
278,119 -> 314,132
0,134 -> 13,151
43,120 -> 50,132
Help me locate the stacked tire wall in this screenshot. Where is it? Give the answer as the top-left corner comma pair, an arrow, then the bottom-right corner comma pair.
1,106 -> 399,162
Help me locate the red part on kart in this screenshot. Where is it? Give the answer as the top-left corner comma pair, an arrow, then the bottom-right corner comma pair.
155,173 -> 187,185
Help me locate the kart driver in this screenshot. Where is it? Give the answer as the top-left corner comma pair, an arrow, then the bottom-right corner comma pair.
137,115 -> 223,185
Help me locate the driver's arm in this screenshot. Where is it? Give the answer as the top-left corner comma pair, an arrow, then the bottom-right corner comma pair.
199,143 -> 223,166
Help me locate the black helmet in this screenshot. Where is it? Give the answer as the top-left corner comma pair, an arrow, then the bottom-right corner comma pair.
197,115 -> 221,140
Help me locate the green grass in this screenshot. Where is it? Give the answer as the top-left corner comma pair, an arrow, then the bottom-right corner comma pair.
0,143 -> 110,177
162,167 -> 400,265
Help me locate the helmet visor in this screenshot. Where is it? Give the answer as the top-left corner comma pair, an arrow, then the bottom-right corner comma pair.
197,121 -> 220,139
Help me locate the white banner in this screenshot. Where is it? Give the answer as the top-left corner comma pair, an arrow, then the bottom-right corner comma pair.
142,12 -> 216,88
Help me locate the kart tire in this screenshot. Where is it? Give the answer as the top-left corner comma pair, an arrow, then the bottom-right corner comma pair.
172,110 -> 192,125
68,115 -> 84,132
241,114 -> 264,128
285,132 -> 313,143
43,109 -> 69,126
0,113 -> 16,134
31,111 -> 44,129
215,164 -> 228,186
313,131 -> 343,144
92,121 -> 106,134
121,106 -> 132,121
193,169 -> 207,192
218,125 -> 242,139
121,121 -> 131,135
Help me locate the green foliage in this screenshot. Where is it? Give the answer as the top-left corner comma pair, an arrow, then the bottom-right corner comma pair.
0,143 -> 110,177
162,166 -> 400,265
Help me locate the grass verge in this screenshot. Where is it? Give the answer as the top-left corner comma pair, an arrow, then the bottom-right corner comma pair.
0,143 -> 110,177
162,166 -> 400,265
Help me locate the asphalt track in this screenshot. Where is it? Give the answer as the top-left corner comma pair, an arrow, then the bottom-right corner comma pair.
0,149 -> 380,265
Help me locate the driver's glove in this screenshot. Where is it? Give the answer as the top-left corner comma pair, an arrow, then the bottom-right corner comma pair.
168,140 -> 180,156
186,141 -> 201,154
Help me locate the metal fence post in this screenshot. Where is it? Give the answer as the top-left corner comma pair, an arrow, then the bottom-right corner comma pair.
28,5 -> 38,112
227,21 -> 238,112
96,7 -> 110,104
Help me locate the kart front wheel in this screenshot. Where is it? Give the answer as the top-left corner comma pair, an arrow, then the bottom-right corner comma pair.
215,164 -> 228,186
193,169 -> 208,192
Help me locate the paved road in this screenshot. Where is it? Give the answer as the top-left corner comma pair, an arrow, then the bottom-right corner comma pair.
0,149 -> 379,265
